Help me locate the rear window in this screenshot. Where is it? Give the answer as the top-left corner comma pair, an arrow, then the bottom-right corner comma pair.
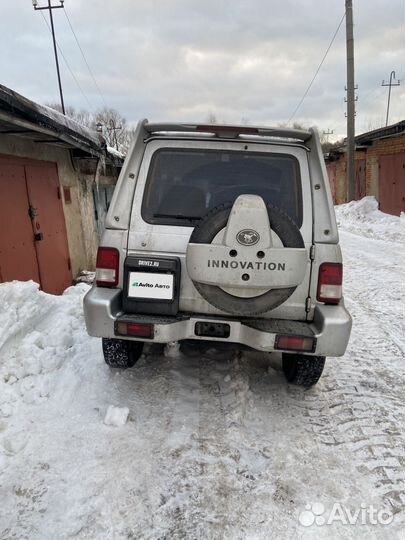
142,148 -> 302,227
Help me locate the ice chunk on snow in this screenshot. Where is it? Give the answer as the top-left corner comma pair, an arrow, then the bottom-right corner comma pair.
103,405 -> 129,427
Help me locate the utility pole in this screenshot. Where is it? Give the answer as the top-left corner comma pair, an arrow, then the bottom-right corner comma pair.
107,120 -> 122,151
381,70 -> 401,127
322,129 -> 334,142
33,0 -> 66,115
345,0 -> 356,202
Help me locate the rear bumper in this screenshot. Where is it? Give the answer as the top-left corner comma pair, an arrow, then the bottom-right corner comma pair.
83,287 -> 352,357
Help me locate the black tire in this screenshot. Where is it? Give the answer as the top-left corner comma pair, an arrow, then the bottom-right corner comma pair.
282,354 -> 325,387
189,201 -> 304,316
102,338 -> 144,369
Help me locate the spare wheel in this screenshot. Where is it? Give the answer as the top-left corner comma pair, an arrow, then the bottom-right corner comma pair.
186,195 -> 307,316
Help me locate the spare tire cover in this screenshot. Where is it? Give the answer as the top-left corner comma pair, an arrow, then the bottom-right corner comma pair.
188,201 -> 305,316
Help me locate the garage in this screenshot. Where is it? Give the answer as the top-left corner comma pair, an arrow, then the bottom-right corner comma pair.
325,120 -> 405,215
0,84 -> 124,293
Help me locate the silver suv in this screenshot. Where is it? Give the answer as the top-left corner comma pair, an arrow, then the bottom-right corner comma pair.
84,121 -> 352,386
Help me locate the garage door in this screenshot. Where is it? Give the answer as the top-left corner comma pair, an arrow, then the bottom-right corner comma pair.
379,154 -> 405,216
0,155 -> 72,294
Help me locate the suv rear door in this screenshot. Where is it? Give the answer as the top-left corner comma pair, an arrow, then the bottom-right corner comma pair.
126,138 -> 313,321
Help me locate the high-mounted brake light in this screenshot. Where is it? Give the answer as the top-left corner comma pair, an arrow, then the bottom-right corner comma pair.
317,263 -> 343,304
196,125 -> 259,135
96,247 -> 119,287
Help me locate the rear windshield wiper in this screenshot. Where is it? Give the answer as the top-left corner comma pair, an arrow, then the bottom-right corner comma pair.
153,213 -> 201,221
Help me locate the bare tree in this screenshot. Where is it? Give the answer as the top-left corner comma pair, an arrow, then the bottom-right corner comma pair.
45,103 -> 135,154
45,103 -> 93,128
94,108 -> 128,151
321,138 -> 344,154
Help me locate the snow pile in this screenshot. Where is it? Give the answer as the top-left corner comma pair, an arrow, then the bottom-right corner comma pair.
0,281 -> 92,442
335,196 -> 405,244
0,281 -> 88,381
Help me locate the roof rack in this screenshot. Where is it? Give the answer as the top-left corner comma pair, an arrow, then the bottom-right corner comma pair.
144,122 -> 312,142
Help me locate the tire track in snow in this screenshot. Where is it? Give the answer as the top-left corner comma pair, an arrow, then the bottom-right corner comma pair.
152,346 -> 254,539
97,346 -> 192,540
286,229 -> 405,517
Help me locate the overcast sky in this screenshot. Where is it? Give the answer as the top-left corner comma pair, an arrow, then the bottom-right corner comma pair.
2,0 -> 405,139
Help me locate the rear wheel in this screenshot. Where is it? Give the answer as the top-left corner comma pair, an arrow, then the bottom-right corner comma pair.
282,354 -> 325,387
102,338 -> 144,369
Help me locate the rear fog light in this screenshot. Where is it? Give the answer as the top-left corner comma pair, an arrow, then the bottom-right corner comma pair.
116,322 -> 154,339
275,335 -> 315,352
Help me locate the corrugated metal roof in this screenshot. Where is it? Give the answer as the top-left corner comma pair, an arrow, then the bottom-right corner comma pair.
355,120 -> 405,145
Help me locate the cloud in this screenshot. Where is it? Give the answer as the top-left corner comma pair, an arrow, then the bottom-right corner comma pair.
1,0 -> 404,139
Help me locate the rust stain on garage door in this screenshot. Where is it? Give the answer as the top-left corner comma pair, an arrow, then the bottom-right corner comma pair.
379,154 -> 405,216
0,155 -> 72,294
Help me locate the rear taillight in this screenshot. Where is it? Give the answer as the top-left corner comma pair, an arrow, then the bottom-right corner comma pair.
96,247 -> 119,287
317,263 -> 343,304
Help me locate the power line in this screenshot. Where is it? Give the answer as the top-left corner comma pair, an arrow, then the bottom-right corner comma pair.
360,83 -> 384,103
63,8 -> 107,108
287,12 -> 346,124
39,10 -> 92,109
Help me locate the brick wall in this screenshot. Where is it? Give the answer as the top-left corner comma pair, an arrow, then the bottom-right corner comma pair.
326,150 -> 366,204
335,158 -> 346,204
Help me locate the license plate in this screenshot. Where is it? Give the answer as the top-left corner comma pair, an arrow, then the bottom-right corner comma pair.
128,272 -> 174,300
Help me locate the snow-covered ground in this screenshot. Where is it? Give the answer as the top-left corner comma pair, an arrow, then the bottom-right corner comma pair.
0,198 -> 404,539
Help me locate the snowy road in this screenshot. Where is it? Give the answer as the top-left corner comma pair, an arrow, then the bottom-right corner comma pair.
0,198 -> 404,539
